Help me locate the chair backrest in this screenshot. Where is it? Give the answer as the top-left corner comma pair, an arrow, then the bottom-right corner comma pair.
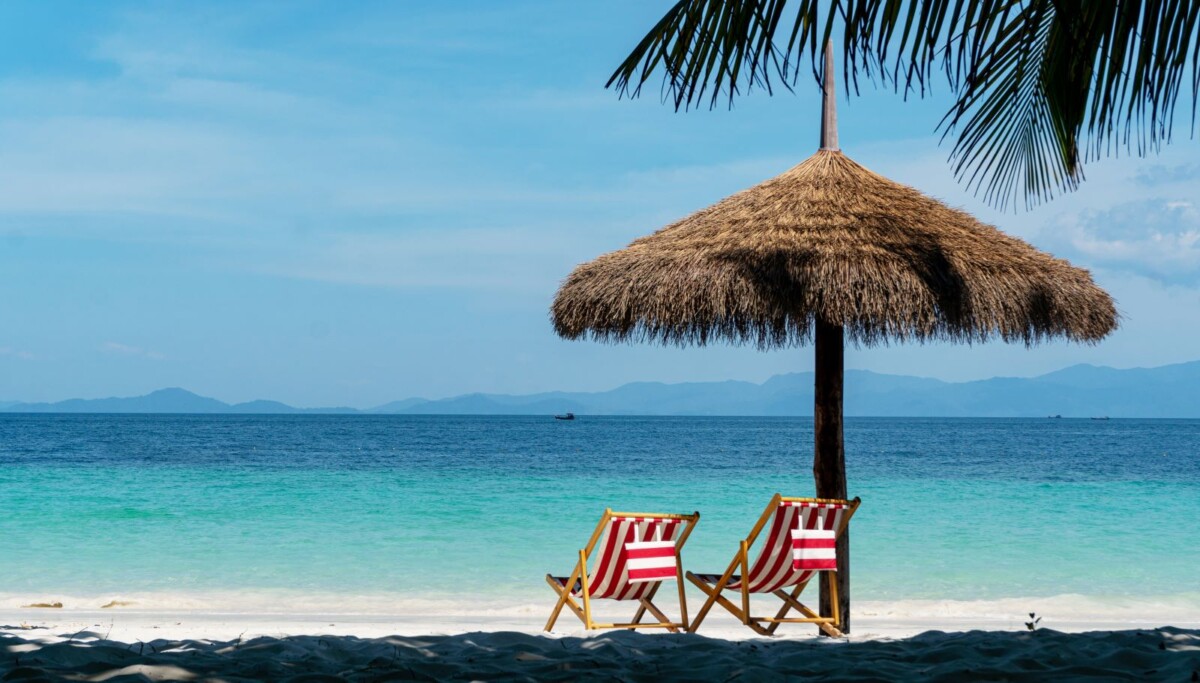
587,513 -> 696,600
742,497 -> 857,594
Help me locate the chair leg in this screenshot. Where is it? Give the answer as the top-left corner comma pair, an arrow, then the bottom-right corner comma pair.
828,571 -> 841,631
773,588 -> 843,638
630,604 -> 648,627
739,541 -> 751,625
638,598 -> 679,634
578,550 -> 593,630
545,575 -> 568,631
631,584 -> 682,633
686,555 -> 746,633
544,575 -> 587,630
686,573 -> 770,636
686,572 -> 722,632
676,567 -> 690,632
629,584 -> 658,630
546,555 -> 588,632
767,583 -> 806,635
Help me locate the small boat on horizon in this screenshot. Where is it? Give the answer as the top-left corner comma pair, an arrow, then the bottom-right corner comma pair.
1091,416 -> 1110,420
554,412 -> 576,421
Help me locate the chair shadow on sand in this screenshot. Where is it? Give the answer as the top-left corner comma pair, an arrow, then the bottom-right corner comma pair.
3,627 -> 1198,681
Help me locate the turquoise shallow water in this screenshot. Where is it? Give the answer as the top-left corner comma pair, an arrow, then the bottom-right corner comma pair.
1,415 -> 1197,608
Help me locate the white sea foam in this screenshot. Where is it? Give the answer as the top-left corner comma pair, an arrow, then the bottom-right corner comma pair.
856,593 -> 1200,628
5,590 -> 1198,628
0,590 -> 545,617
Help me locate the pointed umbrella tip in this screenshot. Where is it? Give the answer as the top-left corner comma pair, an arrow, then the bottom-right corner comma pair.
820,41 -> 839,151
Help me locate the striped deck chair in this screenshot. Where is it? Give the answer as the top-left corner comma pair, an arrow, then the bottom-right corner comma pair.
544,508 -> 700,632
686,494 -> 860,637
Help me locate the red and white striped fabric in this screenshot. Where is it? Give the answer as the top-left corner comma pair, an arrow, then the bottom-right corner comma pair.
790,528 -> 836,571
624,540 -> 678,583
695,501 -> 846,594
582,516 -> 683,600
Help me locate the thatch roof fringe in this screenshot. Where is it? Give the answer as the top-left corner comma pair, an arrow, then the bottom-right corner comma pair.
552,150 -> 1117,349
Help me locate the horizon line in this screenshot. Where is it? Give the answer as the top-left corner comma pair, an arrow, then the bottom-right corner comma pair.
2,357 -> 1197,413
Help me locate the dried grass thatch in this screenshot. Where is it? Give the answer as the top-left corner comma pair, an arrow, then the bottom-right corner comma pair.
553,150 -> 1117,349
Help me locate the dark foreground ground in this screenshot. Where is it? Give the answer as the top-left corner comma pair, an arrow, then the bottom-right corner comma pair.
2,627 -> 1198,682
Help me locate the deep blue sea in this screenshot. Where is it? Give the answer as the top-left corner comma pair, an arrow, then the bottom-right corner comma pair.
2,415 -> 1197,618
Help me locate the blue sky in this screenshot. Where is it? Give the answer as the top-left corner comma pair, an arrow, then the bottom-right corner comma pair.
1,1 -> 1198,407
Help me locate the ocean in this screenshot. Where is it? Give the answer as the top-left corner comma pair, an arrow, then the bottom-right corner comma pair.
2,414 -> 1197,621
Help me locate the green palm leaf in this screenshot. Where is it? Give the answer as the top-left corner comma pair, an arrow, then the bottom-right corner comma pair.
608,0 -> 1200,209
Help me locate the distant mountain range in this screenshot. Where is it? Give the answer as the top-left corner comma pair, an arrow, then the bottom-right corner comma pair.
3,361 -> 1199,417
0,388 -> 359,415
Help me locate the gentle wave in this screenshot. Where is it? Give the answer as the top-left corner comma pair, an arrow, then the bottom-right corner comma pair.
0,590 -> 546,616
5,591 -> 1199,626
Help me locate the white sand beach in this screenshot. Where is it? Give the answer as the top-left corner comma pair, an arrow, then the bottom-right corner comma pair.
3,599 -> 1199,681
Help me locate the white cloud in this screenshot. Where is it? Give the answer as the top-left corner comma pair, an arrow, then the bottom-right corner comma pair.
856,140 -> 1200,287
1134,163 -> 1200,188
252,227 -> 583,292
1040,199 -> 1200,283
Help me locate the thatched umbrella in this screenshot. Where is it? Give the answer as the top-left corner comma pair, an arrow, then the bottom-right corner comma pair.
551,44 -> 1117,632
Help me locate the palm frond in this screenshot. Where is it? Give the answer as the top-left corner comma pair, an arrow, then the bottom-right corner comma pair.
941,1 -> 1077,208
607,0 -> 1200,209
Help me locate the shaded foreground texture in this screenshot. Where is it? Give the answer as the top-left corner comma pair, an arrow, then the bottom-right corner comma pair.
3,628 -> 1198,682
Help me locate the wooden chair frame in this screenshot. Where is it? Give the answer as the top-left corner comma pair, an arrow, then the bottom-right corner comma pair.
544,508 -> 700,633
686,494 -> 860,637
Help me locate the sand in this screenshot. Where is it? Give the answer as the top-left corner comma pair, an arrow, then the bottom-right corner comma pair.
2,608 -> 1198,682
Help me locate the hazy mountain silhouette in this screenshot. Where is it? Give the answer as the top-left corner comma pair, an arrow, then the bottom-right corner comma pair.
367,398 -> 430,413
4,361 -> 1199,417
3,388 -> 356,415
373,362 -> 1200,417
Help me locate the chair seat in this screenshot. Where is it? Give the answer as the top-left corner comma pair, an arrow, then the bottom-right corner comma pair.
692,573 -> 743,589
549,575 -> 584,595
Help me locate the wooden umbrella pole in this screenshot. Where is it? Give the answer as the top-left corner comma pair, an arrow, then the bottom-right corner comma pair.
813,40 -> 850,634
813,321 -> 845,497
813,318 -> 848,633
819,41 -> 838,152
